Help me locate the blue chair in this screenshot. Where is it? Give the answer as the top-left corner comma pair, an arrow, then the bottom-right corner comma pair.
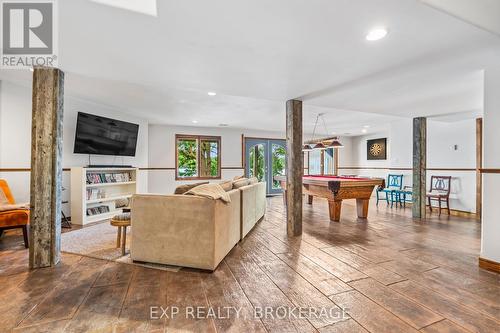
376,174 -> 403,206
395,185 -> 412,208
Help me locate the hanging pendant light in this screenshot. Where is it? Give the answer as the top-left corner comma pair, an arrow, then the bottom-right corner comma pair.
302,144 -> 313,151
313,142 -> 327,150
328,137 -> 344,148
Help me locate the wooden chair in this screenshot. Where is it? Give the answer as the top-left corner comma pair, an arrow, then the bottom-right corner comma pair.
0,179 -> 29,248
376,174 -> 403,206
427,176 -> 451,216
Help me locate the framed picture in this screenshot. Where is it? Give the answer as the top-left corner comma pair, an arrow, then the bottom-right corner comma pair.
367,138 -> 387,160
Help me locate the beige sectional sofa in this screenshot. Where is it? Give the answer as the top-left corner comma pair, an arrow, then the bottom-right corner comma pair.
240,181 -> 266,239
130,179 -> 266,271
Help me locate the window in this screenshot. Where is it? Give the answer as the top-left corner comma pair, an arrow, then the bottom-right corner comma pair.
308,149 -> 322,175
307,148 -> 337,175
176,135 -> 221,179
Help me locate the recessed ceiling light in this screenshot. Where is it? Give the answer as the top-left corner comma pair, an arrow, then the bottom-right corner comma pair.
361,128 -> 368,133
366,28 -> 388,41
207,92 -> 217,96
363,125 -> 370,128
192,120 -> 198,124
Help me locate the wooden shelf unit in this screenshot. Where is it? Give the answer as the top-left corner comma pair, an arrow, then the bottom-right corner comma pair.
70,167 -> 137,225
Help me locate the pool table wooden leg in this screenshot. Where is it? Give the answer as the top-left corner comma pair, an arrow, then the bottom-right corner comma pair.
307,195 -> 313,204
356,198 -> 370,218
328,200 -> 342,222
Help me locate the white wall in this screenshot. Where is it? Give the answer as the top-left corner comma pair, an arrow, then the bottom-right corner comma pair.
339,118 -> 477,212
481,66 -> 500,263
427,119 -> 476,212
0,80 -> 149,216
342,126 -> 413,186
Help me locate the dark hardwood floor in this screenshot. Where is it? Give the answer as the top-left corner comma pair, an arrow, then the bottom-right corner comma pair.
0,197 -> 498,332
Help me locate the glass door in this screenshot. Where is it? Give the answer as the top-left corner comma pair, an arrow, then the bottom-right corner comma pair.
245,138 -> 286,195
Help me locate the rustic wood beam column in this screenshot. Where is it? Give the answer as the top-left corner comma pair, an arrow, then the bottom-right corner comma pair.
334,148 -> 339,176
320,149 -> 325,175
286,100 -> 303,236
412,117 -> 426,219
476,118 -> 483,218
29,67 -> 64,268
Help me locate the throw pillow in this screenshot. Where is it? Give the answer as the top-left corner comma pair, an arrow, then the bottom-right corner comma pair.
0,188 -> 9,205
174,181 -> 209,194
248,177 -> 258,185
233,175 -> 245,180
219,180 -> 233,192
232,178 -> 249,189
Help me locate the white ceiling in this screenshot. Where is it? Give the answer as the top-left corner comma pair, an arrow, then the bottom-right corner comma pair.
1,0 -> 499,135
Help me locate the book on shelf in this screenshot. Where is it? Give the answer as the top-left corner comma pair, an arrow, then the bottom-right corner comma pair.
86,172 -> 131,185
86,188 -> 105,200
86,205 -> 111,216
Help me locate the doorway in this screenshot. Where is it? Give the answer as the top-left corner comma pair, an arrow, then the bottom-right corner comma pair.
245,138 -> 286,195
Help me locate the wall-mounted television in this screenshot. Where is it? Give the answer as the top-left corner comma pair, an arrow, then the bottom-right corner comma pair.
73,112 -> 139,156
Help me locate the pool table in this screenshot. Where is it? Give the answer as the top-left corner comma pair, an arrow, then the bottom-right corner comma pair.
275,175 -> 385,222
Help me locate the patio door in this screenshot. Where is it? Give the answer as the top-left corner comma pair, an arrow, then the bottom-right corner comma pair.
245,138 -> 286,195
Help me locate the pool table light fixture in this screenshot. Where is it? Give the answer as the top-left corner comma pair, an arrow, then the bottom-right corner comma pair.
313,142 -> 328,150
303,113 -> 343,150
302,144 -> 313,151
327,137 -> 344,148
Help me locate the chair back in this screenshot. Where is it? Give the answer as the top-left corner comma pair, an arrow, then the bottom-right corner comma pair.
0,179 -> 16,204
387,174 -> 403,190
430,176 -> 451,194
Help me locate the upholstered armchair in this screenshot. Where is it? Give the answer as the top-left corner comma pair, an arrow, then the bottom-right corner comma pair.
0,179 -> 29,248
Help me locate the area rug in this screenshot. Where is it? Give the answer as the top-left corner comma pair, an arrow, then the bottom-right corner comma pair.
61,222 -> 179,272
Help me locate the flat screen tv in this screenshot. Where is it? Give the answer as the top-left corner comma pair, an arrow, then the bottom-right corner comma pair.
74,112 -> 139,156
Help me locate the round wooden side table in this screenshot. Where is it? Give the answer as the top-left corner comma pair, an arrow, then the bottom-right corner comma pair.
110,213 -> 131,256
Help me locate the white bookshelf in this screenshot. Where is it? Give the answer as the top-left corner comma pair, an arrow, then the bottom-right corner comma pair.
70,167 -> 137,225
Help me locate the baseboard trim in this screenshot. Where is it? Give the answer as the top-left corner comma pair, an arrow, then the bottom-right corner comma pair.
448,209 -> 477,219
478,257 -> 500,273
398,202 -> 477,219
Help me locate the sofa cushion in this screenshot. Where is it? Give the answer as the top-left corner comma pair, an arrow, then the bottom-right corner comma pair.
219,180 -> 233,192
233,175 -> 245,180
233,178 -> 249,189
173,181 -> 209,194
248,177 -> 258,185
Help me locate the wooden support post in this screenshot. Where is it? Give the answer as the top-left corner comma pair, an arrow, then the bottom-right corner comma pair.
286,99 -> 303,236
29,67 -> 64,268
334,148 -> 339,176
476,118 -> 483,218
412,117 -> 426,219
